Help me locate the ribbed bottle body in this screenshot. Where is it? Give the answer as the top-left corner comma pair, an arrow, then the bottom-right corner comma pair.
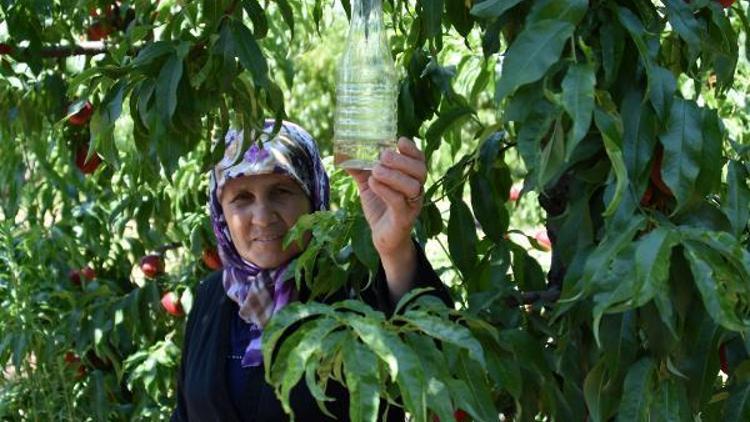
333,0 -> 397,169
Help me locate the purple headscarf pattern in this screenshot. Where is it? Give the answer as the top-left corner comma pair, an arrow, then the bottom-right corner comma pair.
209,119 -> 330,367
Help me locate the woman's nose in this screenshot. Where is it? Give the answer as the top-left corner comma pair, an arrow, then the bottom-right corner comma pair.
249,198 -> 279,227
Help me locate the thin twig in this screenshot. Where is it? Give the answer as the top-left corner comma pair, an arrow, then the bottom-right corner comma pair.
505,286 -> 561,307
155,242 -> 182,255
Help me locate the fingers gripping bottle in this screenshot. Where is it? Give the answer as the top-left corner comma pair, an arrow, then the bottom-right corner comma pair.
334,0 -> 398,169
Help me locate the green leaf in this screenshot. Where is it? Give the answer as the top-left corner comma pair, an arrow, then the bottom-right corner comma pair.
456,354 -> 497,421
274,317 -> 342,415
101,80 -> 126,126
275,0 -> 295,38
561,63 -> 596,159
658,98 -> 703,210
599,312 -> 638,379
343,337 -> 381,422
680,229 -> 750,283
584,360 -> 616,422
677,305 -> 720,411
229,19 -> 269,88
402,310 -> 485,367
424,106 -> 474,163
422,0 -> 444,38
706,4 -> 739,90
447,200 -> 478,278
470,0 -> 522,19
634,227 -> 678,334
243,0 -> 268,39
418,202 -> 443,239
662,0 -> 702,49
538,116 -> 566,188
514,99 -> 560,181
600,16 -> 625,87
424,377 -> 454,422
615,6 -> 653,66
349,317 -> 426,420
510,243 -> 546,291
617,228 -> 675,306
593,107 -> 628,217
66,67 -> 105,95
12,332 -> 27,370
131,41 -> 173,67
526,0 -> 587,24
470,169 -> 509,241
724,160 -> 750,238
351,213 -> 379,272
90,80 -> 126,166
621,90 -> 657,193
725,381 -> 750,422
562,214 -> 646,304
695,108 -> 723,197
499,329 -> 550,377
616,358 -> 655,421
445,0 -> 473,37
495,19 -> 575,101
591,245 -> 637,344
393,287 -> 439,315
155,53 -> 183,126
683,241 -> 747,331
647,67 -> 676,123
650,378 -> 690,422
262,302 -> 334,374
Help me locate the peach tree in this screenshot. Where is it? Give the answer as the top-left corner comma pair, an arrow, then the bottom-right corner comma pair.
1,0 -> 750,420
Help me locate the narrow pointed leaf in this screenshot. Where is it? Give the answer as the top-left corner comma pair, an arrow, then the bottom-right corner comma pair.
496,20 -> 574,101
616,358 -> 655,421
562,63 -> 596,158
658,98 -> 703,210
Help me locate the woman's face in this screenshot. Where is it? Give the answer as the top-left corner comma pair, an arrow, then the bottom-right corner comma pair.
219,173 -> 312,269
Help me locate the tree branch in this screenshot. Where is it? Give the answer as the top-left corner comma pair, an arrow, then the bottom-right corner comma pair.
505,286 -> 561,307
10,42 -> 110,58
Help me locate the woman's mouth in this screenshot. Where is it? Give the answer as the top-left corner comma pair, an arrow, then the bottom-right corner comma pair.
253,234 -> 284,242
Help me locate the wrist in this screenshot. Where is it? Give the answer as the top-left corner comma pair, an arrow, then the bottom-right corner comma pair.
377,237 -> 414,263
379,239 -> 417,302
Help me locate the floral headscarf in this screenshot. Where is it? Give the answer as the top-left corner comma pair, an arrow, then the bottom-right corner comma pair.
209,119 -> 330,367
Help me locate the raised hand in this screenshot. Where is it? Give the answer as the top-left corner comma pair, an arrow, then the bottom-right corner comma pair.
346,137 -> 426,257
346,137 -> 427,300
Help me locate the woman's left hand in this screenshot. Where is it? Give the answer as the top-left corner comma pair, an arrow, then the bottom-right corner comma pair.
346,137 -> 426,259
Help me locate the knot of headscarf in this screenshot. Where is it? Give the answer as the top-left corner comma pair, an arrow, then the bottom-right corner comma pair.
209,119 -> 330,367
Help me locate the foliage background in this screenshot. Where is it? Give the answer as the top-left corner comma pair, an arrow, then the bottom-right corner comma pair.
0,0 -> 749,420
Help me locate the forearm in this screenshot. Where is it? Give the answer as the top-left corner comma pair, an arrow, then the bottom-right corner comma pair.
379,239 -> 417,303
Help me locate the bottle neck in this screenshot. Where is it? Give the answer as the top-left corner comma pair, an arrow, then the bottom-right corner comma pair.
350,0 -> 384,30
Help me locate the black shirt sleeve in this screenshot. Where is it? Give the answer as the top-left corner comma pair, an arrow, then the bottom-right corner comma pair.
171,279 -> 206,422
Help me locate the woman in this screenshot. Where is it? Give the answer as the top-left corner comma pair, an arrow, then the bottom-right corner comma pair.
172,120 -> 450,421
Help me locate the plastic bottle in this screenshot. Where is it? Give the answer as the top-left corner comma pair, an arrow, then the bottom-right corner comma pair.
334,0 -> 398,169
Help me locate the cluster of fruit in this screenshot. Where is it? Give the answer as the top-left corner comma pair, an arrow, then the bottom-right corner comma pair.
62,249 -> 221,380
65,101 -> 102,174
86,2 -> 135,41
68,248 -> 221,318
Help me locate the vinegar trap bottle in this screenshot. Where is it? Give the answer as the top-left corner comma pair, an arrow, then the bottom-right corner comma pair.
333,0 -> 398,170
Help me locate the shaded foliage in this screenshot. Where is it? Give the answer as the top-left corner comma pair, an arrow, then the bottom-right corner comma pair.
1,0 -> 750,420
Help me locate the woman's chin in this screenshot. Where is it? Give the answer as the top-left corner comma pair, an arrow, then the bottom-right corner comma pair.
242,243 -> 296,269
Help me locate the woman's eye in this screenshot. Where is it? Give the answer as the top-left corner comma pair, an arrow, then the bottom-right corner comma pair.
233,193 -> 252,202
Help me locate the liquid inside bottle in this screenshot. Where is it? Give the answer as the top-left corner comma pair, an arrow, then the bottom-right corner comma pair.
334,0 -> 397,170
